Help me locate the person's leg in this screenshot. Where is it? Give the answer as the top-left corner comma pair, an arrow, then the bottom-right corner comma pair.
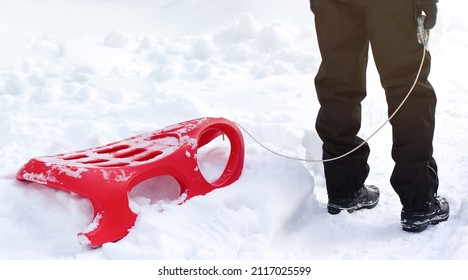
365,0 -> 439,211
314,0 -> 371,200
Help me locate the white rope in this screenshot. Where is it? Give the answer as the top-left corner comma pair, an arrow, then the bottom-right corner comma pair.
236,48 -> 427,163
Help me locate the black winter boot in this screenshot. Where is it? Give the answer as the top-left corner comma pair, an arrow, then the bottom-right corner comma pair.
401,196 -> 449,232
327,185 -> 380,214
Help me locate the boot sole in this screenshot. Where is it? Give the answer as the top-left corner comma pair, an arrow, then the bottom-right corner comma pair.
327,199 -> 379,215
401,214 -> 449,232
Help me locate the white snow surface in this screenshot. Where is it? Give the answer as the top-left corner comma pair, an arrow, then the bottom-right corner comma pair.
1,0 -> 467,260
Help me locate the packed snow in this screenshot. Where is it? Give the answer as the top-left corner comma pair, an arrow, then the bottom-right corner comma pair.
1,0 -> 468,260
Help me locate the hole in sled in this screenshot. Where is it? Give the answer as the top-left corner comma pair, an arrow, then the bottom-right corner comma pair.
129,175 -> 181,205
197,134 -> 231,184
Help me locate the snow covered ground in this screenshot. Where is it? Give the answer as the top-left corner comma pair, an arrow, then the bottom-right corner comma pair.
1,0 -> 468,261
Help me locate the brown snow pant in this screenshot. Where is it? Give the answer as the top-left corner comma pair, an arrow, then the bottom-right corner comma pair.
312,0 -> 439,211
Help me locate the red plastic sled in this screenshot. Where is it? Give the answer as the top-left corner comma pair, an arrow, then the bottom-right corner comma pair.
16,117 -> 244,247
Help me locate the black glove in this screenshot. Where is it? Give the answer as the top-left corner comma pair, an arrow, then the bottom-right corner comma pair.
415,0 -> 438,30
310,0 -> 315,14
